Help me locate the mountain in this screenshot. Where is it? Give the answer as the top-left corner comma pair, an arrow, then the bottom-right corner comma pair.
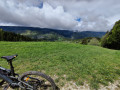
0,26 -> 106,40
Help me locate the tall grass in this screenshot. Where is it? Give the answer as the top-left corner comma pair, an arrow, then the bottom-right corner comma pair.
0,41 -> 120,89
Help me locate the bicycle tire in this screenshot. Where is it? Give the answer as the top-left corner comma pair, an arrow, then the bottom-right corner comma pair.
18,71 -> 59,90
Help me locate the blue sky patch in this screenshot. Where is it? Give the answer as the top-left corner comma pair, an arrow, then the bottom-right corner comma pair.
76,18 -> 81,22
39,2 -> 43,8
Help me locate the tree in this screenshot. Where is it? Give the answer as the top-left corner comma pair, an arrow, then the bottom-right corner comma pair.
101,20 -> 120,49
0,29 -> 3,41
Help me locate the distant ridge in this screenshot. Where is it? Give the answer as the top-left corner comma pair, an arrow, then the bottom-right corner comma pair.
0,26 -> 106,39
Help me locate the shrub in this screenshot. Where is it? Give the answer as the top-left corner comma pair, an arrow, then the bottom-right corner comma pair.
81,39 -> 88,45
88,38 -> 100,46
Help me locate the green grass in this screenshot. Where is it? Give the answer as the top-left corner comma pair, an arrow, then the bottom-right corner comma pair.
0,41 -> 120,89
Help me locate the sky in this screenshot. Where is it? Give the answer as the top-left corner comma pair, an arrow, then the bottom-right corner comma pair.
0,0 -> 120,32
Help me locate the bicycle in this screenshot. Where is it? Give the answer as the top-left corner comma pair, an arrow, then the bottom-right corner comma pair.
0,54 -> 59,90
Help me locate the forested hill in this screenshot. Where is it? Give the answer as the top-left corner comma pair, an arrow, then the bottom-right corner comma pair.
0,29 -> 33,41
0,26 -> 106,39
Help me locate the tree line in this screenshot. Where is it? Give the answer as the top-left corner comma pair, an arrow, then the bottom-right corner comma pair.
0,29 -> 33,41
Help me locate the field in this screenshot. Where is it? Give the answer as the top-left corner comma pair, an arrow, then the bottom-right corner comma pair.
0,41 -> 120,89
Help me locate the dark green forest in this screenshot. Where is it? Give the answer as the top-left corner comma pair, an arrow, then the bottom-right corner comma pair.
0,29 -> 32,41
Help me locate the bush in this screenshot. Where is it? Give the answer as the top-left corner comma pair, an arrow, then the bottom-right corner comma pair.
81,37 -> 100,46
88,38 -> 100,46
81,39 -> 88,45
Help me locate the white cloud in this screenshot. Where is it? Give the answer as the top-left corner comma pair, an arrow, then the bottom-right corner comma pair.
0,0 -> 120,31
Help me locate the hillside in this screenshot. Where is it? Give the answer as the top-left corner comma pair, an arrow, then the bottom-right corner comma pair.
0,42 -> 120,89
0,26 -> 106,39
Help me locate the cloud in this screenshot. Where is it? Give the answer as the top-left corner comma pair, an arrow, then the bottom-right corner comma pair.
0,0 -> 120,32
0,0 -> 77,30
43,0 -> 120,31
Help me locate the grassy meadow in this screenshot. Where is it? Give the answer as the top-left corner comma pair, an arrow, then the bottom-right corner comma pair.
0,41 -> 120,89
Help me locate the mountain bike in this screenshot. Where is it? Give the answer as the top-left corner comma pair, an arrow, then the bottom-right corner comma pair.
0,55 -> 59,90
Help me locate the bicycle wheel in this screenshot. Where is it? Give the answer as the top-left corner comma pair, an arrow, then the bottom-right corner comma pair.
18,71 -> 59,90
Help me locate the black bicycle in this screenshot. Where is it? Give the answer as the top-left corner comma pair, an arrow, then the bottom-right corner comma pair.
0,55 -> 59,90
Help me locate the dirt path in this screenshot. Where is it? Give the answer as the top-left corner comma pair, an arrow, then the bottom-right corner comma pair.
60,80 -> 120,90
1,80 -> 120,90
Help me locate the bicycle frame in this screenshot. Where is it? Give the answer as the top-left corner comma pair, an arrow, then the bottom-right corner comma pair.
0,55 -> 58,90
0,62 -> 34,89
0,60 -> 19,88
0,73 -> 13,84
9,60 -> 15,76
